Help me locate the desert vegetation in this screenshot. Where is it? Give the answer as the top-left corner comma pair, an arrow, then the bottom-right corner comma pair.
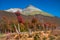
0,11 -> 59,40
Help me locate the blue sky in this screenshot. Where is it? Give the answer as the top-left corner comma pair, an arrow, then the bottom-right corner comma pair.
0,0 -> 60,17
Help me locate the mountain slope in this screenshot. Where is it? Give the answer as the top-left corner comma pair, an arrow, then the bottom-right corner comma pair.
0,11 -> 60,27
0,11 -> 17,21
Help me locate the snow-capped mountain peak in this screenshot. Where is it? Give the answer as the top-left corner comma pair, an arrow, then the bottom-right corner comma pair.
5,8 -> 22,13
23,5 -> 42,11
4,5 -> 53,17
5,5 -> 42,13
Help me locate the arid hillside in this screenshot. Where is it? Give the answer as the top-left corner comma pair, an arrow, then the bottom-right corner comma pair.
0,10 -> 60,27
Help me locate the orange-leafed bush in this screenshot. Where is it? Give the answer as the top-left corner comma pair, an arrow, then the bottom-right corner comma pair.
31,16 -> 38,24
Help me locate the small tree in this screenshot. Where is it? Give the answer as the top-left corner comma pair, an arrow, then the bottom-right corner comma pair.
1,16 -> 11,33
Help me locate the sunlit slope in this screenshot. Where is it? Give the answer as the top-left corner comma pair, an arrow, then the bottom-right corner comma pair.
22,11 -> 53,17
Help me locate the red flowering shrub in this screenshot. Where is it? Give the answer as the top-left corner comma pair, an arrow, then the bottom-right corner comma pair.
15,11 -> 24,24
